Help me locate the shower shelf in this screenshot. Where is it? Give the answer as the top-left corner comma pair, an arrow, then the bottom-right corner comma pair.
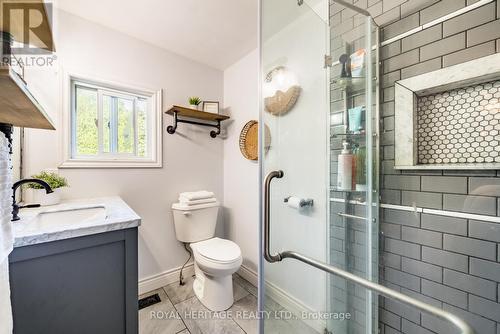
330,187 -> 366,193
165,105 -> 230,138
331,77 -> 368,92
330,132 -> 366,138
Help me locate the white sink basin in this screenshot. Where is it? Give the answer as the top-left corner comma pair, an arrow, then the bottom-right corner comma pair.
22,206 -> 107,233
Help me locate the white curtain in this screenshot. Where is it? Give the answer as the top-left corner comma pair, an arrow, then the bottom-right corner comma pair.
0,132 -> 13,334
0,259 -> 12,334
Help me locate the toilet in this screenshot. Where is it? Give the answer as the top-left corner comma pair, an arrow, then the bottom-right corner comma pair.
172,201 -> 242,311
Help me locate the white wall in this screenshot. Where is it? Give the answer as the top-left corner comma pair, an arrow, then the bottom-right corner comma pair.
222,49 -> 260,272
22,10 -> 225,282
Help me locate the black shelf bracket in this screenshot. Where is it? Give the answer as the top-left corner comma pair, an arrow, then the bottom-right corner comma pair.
167,111 -> 222,138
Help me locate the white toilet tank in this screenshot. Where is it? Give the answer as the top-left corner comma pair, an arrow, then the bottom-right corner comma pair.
172,202 -> 219,243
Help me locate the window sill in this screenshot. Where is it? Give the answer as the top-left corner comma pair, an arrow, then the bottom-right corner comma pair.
59,159 -> 162,169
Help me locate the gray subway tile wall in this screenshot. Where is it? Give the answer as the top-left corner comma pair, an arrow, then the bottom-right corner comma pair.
442,40 -> 496,66
402,226 -> 443,248
400,57 -> 441,78
419,32 -> 466,61
444,303 -> 498,334
442,2 -> 496,37
421,279 -> 468,308
401,191 -> 443,209
467,19 -> 500,46
443,234 -> 497,260
469,220 -> 500,242
419,0 -> 466,24
382,12 -> 420,40
443,269 -> 497,300
421,245 -> 469,272
421,176 -> 467,194
401,24 -> 442,52
420,213 -> 467,235
401,257 -> 443,282
400,0 -> 440,17
443,193 -> 497,215
330,1 -> 500,333
469,257 -> 500,281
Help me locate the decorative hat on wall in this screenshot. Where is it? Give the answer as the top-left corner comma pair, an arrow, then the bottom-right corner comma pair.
263,66 -> 301,116
239,120 -> 271,161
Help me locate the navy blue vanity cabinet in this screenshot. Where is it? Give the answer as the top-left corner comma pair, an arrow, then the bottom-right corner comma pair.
8,228 -> 138,334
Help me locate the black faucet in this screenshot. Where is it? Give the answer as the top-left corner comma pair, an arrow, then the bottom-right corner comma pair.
11,179 -> 53,221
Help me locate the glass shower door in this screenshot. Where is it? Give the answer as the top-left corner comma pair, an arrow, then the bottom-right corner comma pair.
259,0 -> 379,333
328,13 -> 380,334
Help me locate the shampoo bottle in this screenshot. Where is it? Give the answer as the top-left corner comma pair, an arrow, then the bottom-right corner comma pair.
337,142 -> 353,191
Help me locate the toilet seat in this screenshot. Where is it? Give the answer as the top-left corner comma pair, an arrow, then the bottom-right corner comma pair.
191,237 -> 241,264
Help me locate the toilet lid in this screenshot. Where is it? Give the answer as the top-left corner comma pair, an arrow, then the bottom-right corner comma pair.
193,238 -> 241,263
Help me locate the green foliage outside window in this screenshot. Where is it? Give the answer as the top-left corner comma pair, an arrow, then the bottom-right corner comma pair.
75,88 -> 98,155
74,84 -> 148,158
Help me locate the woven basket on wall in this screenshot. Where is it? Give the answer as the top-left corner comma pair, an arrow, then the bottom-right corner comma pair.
239,120 -> 271,161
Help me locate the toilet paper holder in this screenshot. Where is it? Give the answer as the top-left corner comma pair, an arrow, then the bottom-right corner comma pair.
284,196 -> 314,207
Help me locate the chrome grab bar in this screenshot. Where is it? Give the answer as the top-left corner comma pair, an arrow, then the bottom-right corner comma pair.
263,170 -> 283,262
263,170 -> 475,334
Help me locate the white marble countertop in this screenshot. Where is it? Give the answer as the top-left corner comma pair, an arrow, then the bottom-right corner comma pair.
13,196 -> 141,248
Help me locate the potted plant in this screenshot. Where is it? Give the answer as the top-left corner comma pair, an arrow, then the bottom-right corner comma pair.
188,96 -> 202,110
26,171 -> 69,206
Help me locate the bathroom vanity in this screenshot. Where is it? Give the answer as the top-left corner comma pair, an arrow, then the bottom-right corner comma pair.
8,197 -> 140,334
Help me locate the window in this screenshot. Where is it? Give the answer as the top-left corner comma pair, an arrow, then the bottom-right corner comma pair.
62,76 -> 162,168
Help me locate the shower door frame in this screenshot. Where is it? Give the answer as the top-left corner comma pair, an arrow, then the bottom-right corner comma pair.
257,1 -> 381,333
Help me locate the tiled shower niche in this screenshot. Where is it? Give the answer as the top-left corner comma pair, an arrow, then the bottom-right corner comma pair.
394,53 -> 500,169
417,80 -> 500,165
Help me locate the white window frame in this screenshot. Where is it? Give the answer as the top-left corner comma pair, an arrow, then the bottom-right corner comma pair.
60,72 -> 163,168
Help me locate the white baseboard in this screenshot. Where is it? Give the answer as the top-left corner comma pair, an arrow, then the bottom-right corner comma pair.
237,265 -> 324,333
139,263 -> 194,295
237,265 -> 259,287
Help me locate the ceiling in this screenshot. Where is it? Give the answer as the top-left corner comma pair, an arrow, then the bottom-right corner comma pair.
262,0 -> 327,41
55,0 -> 258,70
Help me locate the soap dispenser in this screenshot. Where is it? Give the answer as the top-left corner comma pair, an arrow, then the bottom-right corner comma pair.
337,141 -> 354,191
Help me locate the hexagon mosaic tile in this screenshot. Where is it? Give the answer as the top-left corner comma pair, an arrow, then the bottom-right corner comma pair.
417,80 -> 500,165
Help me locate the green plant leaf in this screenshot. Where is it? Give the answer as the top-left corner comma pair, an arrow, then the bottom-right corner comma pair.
26,171 -> 69,189
188,96 -> 202,105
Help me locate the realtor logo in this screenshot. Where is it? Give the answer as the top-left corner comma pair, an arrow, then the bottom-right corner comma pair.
1,0 -> 54,54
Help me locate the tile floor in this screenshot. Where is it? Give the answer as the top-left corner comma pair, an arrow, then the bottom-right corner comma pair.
139,274 -> 318,334
139,274 -> 256,334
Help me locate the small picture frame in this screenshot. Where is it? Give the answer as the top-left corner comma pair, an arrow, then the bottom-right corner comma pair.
202,101 -> 219,114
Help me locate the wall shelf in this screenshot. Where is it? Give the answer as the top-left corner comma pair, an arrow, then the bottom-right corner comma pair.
331,77 -> 371,93
165,105 -> 229,138
0,67 -> 55,130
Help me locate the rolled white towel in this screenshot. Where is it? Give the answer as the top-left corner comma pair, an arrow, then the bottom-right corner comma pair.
178,197 -> 217,206
178,191 -> 215,201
